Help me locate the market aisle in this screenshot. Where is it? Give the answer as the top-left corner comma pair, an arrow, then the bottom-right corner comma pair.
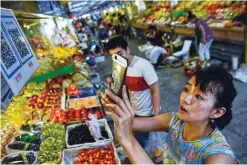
96,38 -> 247,163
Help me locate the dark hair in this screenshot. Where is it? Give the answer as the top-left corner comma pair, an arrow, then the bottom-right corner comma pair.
148,25 -> 157,31
195,67 -> 237,130
97,18 -> 102,27
187,11 -> 197,20
107,36 -> 128,52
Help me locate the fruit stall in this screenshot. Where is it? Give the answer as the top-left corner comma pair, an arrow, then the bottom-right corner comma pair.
1,10 -> 120,164
131,0 -> 247,63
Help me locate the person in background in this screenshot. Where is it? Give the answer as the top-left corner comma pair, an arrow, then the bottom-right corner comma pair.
102,67 -> 238,164
120,16 -> 129,39
108,24 -> 116,37
105,13 -> 112,27
97,18 -> 109,40
146,25 -> 163,46
87,17 -> 95,36
188,11 -> 214,68
77,29 -> 88,43
104,36 -> 161,151
149,39 -> 170,68
112,13 -> 121,35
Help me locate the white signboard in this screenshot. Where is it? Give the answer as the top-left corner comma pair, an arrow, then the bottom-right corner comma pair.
1,8 -> 39,98
170,0 -> 178,7
1,74 -> 14,110
135,0 -> 146,11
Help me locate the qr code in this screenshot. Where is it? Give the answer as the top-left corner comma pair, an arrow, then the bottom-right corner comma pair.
8,28 -> 29,59
1,32 -> 17,69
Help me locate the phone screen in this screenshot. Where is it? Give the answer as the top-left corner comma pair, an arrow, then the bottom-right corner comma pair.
111,54 -> 128,97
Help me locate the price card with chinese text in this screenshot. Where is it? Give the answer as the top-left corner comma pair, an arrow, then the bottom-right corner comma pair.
1,8 -> 39,96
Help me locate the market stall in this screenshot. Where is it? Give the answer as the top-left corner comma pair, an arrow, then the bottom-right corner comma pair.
1,9 -> 120,164
131,0 -> 247,63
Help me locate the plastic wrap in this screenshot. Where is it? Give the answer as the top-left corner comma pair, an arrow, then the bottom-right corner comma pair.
66,119 -> 113,149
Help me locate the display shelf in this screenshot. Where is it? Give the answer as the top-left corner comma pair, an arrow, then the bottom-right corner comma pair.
132,22 -> 245,43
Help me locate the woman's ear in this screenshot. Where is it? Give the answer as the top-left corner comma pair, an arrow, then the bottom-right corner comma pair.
211,107 -> 226,119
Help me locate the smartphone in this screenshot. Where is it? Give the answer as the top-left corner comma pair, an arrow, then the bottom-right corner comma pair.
111,54 -> 128,97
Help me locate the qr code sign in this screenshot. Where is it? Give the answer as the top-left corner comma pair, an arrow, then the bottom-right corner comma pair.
7,28 -> 29,59
1,32 -> 17,69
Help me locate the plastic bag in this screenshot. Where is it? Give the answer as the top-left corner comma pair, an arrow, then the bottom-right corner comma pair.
86,115 -> 105,141
144,132 -> 164,163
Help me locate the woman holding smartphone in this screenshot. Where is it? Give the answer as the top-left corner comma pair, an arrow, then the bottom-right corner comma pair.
102,67 -> 237,164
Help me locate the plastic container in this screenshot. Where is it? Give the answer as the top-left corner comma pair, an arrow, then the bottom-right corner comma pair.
65,119 -> 113,149
61,142 -> 120,165
231,56 -> 239,70
90,73 -> 101,85
1,151 -> 37,164
6,139 -> 40,154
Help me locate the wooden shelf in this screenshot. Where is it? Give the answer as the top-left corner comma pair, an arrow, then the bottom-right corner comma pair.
132,22 -> 245,43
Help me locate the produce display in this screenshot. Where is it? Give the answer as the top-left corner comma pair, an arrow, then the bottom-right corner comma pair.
73,145 -> 118,164
1,152 -> 37,164
134,1 -> 170,24
8,142 -> 40,151
14,133 -> 42,145
1,12 -> 120,165
68,124 -> 95,146
38,123 -> 65,164
1,124 -> 17,156
133,0 -> 246,28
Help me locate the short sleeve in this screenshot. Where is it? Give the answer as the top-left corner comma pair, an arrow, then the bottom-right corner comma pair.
158,47 -> 166,55
168,112 -> 179,131
142,60 -> 158,85
204,144 -> 236,162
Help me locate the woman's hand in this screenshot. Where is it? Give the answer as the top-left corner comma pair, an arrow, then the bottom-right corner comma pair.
103,85 -> 135,145
101,77 -> 114,106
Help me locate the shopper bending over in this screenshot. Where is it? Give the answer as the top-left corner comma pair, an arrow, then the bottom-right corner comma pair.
102,67 -> 237,164
106,36 -> 161,150
188,11 -> 214,68
149,39 -> 170,68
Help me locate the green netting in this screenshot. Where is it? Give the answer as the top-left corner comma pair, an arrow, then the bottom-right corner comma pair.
28,65 -> 75,83
172,10 -> 185,17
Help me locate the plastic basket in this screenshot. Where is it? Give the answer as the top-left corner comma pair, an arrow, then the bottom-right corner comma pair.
62,141 -> 120,164
65,119 -> 113,149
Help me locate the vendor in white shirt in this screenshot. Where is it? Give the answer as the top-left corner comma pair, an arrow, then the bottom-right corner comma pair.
149,39 -> 170,67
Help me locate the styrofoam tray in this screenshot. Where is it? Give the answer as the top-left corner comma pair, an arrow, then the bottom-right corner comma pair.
1,151 -> 38,164
62,141 -> 121,164
66,119 -> 113,148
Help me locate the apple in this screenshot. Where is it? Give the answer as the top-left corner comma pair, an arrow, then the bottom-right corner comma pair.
40,92 -> 47,99
29,99 -> 37,104
55,77 -> 63,84
31,94 -> 38,101
37,102 -> 44,109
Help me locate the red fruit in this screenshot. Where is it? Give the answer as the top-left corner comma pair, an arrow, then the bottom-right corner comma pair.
28,104 -> 35,109
31,94 -> 38,101
29,99 -> 37,104
40,92 -> 47,99
95,110 -> 103,119
37,102 -> 44,109
55,76 -> 63,84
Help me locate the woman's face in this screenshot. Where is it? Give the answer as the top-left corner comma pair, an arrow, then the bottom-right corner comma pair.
178,76 -> 217,123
